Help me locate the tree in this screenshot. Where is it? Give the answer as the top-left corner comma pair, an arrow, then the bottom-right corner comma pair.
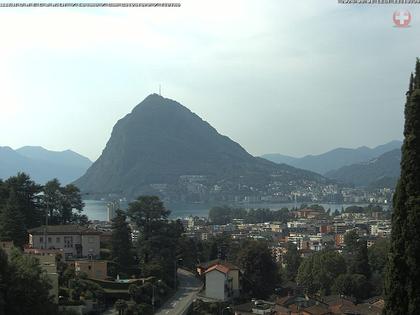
128,196 -> 170,248
1,247 -> 56,314
283,242 -> 301,281
384,59 -> 420,314
237,240 -> 280,299
3,173 -> 42,229
42,179 -> 84,225
128,196 -> 182,286
368,238 -> 390,275
111,209 -> 133,268
0,189 -> 27,247
332,273 -> 369,301
368,238 -> 390,296
208,206 -> 235,225
297,250 -> 347,296
0,247 -> 8,315
343,230 -> 370,279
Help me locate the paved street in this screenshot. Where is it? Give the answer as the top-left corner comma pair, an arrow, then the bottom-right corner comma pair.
155,269 -> 202,315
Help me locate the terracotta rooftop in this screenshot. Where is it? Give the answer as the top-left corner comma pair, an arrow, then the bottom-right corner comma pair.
198,259 -> 240,271
205,264 -> 231,274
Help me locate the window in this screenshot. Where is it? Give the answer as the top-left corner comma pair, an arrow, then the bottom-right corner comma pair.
64,236 -> 73,248
40,237 -> 43,243
88,236 -> 94,243
56,237 -> 60,243
48,237 -> 52,243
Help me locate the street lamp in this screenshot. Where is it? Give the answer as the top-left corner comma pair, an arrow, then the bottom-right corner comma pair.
222,306 -> 231,315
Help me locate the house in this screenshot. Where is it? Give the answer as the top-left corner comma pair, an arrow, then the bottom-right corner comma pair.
74,260 -> 108,280
198,260 -> 240,301
28,225 -> 101,259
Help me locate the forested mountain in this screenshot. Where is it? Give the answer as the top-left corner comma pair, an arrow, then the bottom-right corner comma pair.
74,94 -> 327,201
325,149 -> 401,188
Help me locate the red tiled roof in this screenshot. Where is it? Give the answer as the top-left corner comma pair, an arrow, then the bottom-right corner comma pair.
205,263 -> 231,274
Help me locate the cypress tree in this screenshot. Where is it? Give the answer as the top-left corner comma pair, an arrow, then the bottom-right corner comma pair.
384,59 -> 420,314
111,209 -> 133,268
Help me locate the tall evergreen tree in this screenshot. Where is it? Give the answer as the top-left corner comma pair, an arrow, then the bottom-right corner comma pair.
2,173 -> 42,229
384,59 -> 420,314
283,242 -> 301,281
0,189 -> 27,248
111,209 -> 133,268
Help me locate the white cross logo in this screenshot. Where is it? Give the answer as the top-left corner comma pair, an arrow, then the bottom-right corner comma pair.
393,10 -> 411,28
396,12 -> 409,25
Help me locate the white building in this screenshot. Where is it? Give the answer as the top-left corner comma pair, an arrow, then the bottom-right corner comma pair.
204,262 -> 240,301
28,225 -> 101,260
107,201 -> 120,222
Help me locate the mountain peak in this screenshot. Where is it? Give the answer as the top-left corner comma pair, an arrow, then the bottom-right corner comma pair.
74,95 -> 325,201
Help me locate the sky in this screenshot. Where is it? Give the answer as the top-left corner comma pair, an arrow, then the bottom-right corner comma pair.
0,0 -> 418,161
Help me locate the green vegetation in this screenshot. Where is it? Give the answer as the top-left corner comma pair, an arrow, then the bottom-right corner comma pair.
296,250 -> 347,296
0,189 -> 28,247
384,59 -> 420,314
0,247 -> 56,315
343,230 -> 370,279
128,196 -> 182,287
42,178 -> 86,225
208,206 -> 291,225
331,273 -> 369,300
0,173 -> 85,247
368,238 -> 390,296
283,242 -> 301,281
237,240 -> 281,299
111,209 -> 133,269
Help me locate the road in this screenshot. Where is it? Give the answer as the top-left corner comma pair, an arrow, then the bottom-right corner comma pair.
155,269 -> 202,315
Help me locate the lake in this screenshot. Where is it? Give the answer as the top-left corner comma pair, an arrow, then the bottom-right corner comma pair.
82,199 -> 386,221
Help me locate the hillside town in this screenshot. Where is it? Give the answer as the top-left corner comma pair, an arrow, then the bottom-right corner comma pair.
5,198 -> 394,314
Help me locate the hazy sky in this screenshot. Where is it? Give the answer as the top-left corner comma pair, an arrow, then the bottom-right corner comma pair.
0,0 -> 418,161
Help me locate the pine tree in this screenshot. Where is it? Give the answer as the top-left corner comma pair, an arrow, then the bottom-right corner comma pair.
111,209 -> 133,268
0,189 -> 27,248
384,59 -> 420,314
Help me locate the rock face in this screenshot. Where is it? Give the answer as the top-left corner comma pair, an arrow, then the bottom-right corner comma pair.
74,94 -> 326,200
0,146 -> 92,184
325,148 -> 401,188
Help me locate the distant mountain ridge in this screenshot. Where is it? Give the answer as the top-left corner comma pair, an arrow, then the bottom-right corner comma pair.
325,148 -> 401,188
74,94 -> 328,201
262,140 -> 402,175
0,146 -> 92,184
